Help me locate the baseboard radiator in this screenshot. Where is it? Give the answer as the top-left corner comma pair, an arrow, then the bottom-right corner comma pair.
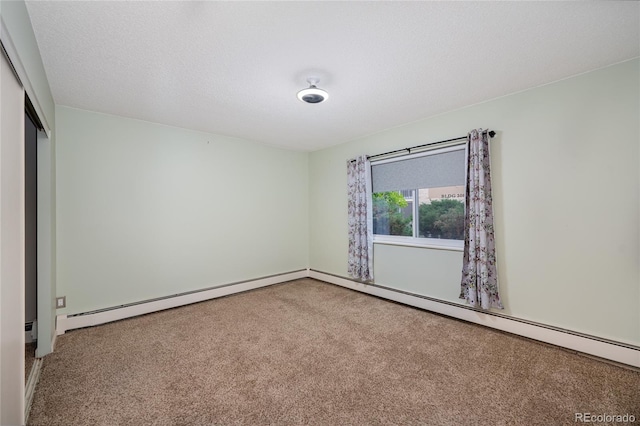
308,269 -> 640,369
56,269 -> 308,335
55,268 -> 639,368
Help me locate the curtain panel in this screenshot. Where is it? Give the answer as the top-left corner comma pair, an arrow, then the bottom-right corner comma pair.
347,155 -> 374,281
460,129 -> 503,309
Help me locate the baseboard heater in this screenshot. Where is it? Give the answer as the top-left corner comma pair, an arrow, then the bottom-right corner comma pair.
308,269 -> 640,369
56,269 -> 308,335
56,268 -> 639,368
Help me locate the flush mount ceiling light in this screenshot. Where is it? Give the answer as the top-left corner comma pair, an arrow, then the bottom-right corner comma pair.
297,78 -> 329,104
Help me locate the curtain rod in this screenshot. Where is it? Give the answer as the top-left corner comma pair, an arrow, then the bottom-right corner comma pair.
352,130 -> 495,163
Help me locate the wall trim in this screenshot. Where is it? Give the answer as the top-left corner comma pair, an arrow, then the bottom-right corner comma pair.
0,17 -> 52,136
24,357 -> 42,424
56,269 -> 307,335
309,269 -> 640,368
36,128 -> 55,358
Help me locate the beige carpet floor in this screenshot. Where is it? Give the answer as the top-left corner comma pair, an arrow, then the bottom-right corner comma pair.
29,279 -> 639,425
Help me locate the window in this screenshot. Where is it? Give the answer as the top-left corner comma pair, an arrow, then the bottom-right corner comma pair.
371,145 -> 466,250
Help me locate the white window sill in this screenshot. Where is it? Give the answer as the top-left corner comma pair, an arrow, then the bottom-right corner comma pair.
373,235 -> 464,252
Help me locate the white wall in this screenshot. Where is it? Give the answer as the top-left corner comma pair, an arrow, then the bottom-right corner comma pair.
56,106 -> 309,315
309,59 -> 640,346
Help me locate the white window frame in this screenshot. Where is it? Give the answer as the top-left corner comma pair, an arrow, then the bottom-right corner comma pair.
371,144 -> 465,252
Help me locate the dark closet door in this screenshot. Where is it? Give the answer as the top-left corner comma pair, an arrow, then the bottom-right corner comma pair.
25,112 -> 37,325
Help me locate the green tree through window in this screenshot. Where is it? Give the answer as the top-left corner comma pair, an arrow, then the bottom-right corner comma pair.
372,191 -> 412,236
373,190 -> 465,242
418,198 -> 464,239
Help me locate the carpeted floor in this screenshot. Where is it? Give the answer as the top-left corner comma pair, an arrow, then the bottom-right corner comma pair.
28,279 -> 639,425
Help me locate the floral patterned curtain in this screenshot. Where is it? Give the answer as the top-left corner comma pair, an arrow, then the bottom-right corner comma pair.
347,155 -> 374,281
460,129 -> 503,309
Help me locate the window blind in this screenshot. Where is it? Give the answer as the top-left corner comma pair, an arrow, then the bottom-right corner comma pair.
371,148 -> 466,193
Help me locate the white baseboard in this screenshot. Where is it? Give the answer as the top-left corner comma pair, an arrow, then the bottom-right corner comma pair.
309,270 -> 640,369
56,270 -> 307,335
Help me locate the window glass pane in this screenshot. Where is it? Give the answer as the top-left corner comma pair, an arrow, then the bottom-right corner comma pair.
417,186 -> 465,240
371,147 -> 466,245
372,190 -> 413,236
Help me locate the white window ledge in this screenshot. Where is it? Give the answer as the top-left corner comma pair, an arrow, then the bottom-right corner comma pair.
373,235 -> 464,252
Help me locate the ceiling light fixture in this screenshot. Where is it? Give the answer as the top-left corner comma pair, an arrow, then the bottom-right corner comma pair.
297,78 -> 329,104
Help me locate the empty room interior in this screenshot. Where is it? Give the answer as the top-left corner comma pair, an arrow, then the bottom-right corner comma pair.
1,1 -> 639,425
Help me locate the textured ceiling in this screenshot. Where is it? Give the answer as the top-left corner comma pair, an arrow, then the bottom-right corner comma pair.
25,1 -> 639,151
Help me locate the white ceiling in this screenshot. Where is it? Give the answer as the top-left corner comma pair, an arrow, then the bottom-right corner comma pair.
25,1 -> 639,151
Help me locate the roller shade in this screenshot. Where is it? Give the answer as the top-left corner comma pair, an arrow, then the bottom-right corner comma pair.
371,148 -> 465,192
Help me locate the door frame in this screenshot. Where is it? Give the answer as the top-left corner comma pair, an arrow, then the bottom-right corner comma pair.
36,127 -> 54,357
